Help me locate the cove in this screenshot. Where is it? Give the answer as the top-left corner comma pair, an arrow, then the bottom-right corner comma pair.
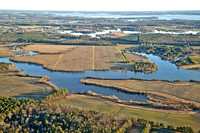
0,51 -> 199,102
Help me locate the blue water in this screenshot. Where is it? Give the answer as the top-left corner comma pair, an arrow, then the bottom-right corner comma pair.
52,13 -> 200,20
0,52 -> 199,101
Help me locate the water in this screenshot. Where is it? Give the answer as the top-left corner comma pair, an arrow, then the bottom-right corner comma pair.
60,28 -> 121,39
60,28 -> 200,39
0,56 -> 148,102
1,51 -> 199,101
152,30 -> 200,35
52,13 -> 200,20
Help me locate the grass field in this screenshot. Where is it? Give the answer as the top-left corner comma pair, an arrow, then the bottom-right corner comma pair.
0,73 -> 53,100
81,78 -> 200,102
11,45 -> 143,72
55,95 -> 200,131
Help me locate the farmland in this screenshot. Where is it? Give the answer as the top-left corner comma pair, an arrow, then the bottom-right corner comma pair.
11,44 -> 156,72
22,44 -> 77,54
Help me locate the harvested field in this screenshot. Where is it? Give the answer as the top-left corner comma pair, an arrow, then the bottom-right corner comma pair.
94,46 -> 126,70
11,45 -> 141,72
0,73 -> 54,100
23,44 -> 78,54
118,45 -> 149,62
54,46 -> 93,71
0,46 -> 17,57
124,52 -> 149,62
81,78 -> 200,103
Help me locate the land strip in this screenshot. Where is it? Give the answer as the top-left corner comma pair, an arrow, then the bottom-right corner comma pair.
80,77 -> 200,110
54,94 -> 200,131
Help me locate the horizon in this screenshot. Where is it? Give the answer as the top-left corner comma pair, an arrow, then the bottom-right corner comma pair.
1,0 -> 200,11
1,9 -> 200,12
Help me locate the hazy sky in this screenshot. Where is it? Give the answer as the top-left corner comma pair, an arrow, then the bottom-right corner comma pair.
1,0 -> 200,11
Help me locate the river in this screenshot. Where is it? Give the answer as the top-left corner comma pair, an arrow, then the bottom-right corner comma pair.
0,51 -> 199,101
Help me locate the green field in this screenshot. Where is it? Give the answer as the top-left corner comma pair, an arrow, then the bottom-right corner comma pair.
55,95 -> 200,131
0,74 -> 53,100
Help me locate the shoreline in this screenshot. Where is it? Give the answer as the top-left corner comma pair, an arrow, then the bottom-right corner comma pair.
8,44 -> 157,73
80,77 -> 200,111
10,57 -> 154,73
8,71 -> 59,92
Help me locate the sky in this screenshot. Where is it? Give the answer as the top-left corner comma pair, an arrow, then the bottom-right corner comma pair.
0,0 -> 200,11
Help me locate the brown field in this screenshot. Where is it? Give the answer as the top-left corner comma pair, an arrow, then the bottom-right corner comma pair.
117,45 -> 148,62
179,64 -> 200,70
23,44 -> 77,54
94,46 -> 126,70
11,45 -> 140,72
18,26 -> 54,29
0,46 -> 17,57
17,26 -> 59,32
124,52 -> 149,62
81,78 -> 200,103
109,32 -> 128,38
0,73 -> 53,100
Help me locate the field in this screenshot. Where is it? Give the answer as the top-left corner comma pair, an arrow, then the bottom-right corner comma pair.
11,44 -> 143,72
0,46 -> 17,57
17,26 -> 59,32
179,64 -> 200,70
0,73 -> 53,100
102,32 -> 128,38
118,45 -> 149,62
22,44 -> 77,54
81,78 -> 200,102
54,95 -> 200,131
